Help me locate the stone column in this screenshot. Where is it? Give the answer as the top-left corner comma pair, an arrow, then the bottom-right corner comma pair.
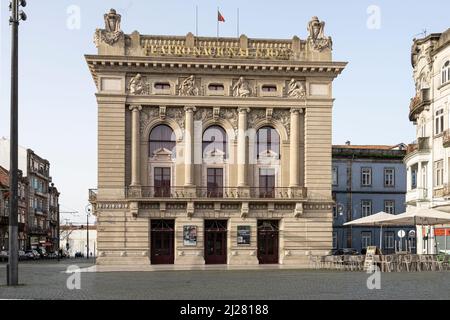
290,108 -> 301,187
237,108 -> 250,187
184,106 -> 196,187
129,105 -> 142,187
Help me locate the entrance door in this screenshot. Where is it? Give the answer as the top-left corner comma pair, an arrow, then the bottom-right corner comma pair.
257,220 -> 279,264
204,220 -> 227,264
150,220 -> 174,264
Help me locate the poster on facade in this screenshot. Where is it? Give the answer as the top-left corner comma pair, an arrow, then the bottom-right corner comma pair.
183,225 -> 197,246
237,226 -> 251,245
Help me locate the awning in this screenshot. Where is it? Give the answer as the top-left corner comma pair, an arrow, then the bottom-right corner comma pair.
343,212 -> 396,227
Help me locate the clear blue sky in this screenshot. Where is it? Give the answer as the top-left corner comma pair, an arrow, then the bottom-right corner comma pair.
1,0 -> 449,223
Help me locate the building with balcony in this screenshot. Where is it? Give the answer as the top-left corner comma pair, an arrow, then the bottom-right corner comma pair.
0,138 -> 60,251
332,144 -> 415,254
87,10 -> 346,266
0,166 -> 28,250
406,28 -> 450,254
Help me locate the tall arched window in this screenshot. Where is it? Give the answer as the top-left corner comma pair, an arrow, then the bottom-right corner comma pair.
442,61 -> 450,86
149,124 -> 176,157
202,126 -> 228,158
256,126 -> 280,158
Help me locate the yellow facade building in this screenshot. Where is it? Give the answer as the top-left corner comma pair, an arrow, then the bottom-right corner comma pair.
87,9 -> 346,266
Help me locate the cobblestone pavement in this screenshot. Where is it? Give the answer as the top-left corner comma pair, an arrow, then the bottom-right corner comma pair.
0,261 -> 449,300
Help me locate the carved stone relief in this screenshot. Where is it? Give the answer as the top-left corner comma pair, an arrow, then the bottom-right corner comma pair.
94,8 -> 125,47
307,16 -> 332,51
128,74 -> 150,95
272,109 -> 291,137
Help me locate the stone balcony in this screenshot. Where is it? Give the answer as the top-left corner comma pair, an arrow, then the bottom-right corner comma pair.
409,88 -> 431,121
434,185 -> 450,198
125,186 -> 308,202
406,137 -> 430,155
443,130 -> 450,148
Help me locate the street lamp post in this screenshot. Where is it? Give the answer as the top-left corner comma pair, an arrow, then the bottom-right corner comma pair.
7,0 -> 27,286
85,205 -> 91,260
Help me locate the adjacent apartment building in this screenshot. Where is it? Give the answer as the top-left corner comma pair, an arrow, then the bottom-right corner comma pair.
0,138 -> 60,251
0,166 -> 28,250
406,28 -> 450,254
332,144 -> 415,254
87,9 -> 346,266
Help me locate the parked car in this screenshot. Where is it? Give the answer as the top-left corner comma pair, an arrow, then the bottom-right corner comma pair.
36,248 -> 48,259
0,250 -> 8,262
25,250 -> 40,260
333,248 -> 359,256
18,250 -> 27,261
47,252 -> 58,259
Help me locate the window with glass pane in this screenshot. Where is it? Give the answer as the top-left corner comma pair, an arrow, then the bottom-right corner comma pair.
154,167 -> 171,197
361,168 -> 372,186
384,232 -> 395,249
332,167 -> 338,186
202,126 -> 227,158
442,61 -> 449,85
434,160 -> 444,187
207,168 -> 223,198
361,232 -> 372,249
411,167 -> 418,190
435,109 -> 444,135
384,168 -> 395,187
361,200 -> 372,217
384,200 -> 395,214
149,125 -> 176,157
259,168 -> 275,198
332,232 -> 337,249
257,127 -> 280,158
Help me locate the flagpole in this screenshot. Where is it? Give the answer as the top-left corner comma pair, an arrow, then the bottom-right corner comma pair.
237,8 -> 240,38
195,5 -> 198,38
217,7 -> 219,38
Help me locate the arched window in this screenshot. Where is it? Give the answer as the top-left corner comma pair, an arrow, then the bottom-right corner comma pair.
202,126 -> 227,158
149,124 -> 176,157
257,126 -> 280,158
442,61 -> 450,86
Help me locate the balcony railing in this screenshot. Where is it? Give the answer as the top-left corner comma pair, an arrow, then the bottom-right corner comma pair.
443,130 -> 450,148
409,88 -> 431,121
125,186 -> 307,200
406,137 -> 430,155
29,226 -> 47,235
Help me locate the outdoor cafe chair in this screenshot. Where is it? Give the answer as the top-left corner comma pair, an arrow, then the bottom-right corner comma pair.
431,255 -> 443,271
400,254 -> 414,272
419,255 -> 430,271
410,254 -> 420,272
382,255 -> 396,272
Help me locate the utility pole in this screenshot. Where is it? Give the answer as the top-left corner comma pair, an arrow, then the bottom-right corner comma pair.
85,204 -> 91,260
7,0 -> 27,287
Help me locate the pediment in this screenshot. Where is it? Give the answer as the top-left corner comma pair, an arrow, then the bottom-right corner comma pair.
150,148 -> 174,160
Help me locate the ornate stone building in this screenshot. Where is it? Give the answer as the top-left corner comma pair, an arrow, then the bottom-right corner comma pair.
405,29 -> 450,254
87,9 -> 346,266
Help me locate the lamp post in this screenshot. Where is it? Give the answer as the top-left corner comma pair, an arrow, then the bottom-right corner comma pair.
7,0 -> 27,286
85,204 -> 92,260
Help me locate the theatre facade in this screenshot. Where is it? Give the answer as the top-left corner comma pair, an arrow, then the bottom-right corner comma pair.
87,9 -> 346,266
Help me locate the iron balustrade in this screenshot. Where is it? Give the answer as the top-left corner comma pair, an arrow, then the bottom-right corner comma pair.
125,186 -> 307,199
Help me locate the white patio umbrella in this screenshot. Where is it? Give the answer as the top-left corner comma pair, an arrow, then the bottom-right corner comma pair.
385,207 -> 450,226
343,212 -> 396,250
382,207 -> 450,254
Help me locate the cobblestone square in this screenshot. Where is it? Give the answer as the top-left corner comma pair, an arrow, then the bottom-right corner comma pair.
0,261 -> 449,300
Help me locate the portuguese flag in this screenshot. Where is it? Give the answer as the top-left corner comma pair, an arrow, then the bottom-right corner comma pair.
218,11 -> 225,22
